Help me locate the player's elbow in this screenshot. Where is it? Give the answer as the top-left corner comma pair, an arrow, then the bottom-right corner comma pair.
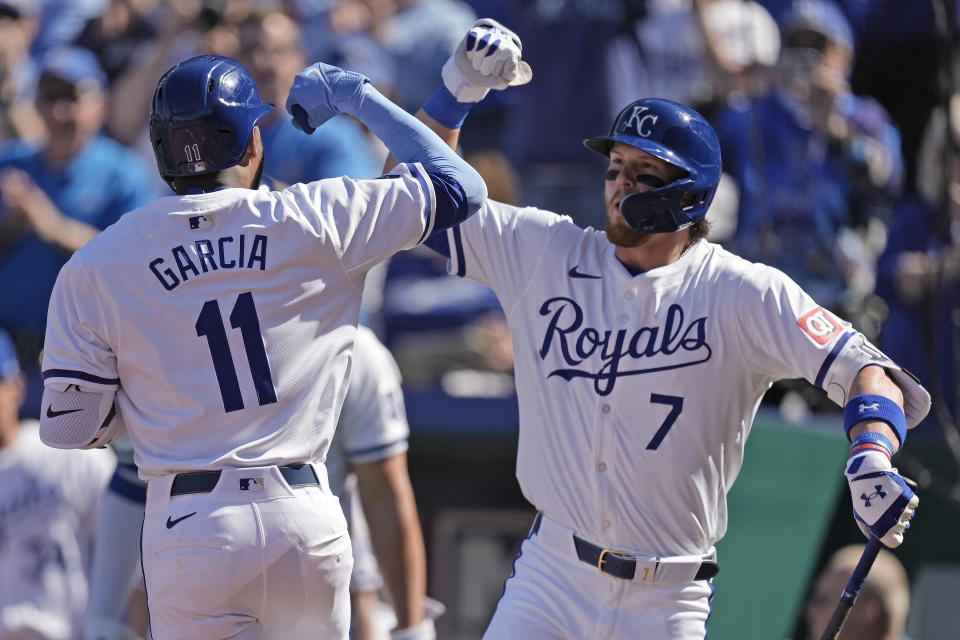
429,170 -> 487,231
461,169 -> 487,217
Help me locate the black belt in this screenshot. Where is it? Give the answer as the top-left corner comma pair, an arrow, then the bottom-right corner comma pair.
170,464 -> 319,496
533,513 -> 719,581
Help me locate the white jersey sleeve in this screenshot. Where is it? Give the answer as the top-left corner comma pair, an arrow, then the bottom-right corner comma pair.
43,258 -> 118,392
439,200 -> 571,309
283,162 -> 437,276
734,263 -> 931,427
337,326 -> 409,463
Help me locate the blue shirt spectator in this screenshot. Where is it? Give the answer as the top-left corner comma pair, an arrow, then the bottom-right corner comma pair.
711,0 -> 903,317
874,195 -> 955,435
875,107 -> 957,435
0,46 -> 157,417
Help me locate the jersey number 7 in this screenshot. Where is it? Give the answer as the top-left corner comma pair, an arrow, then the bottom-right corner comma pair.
196,291 -> 278,413
647,394 -> 682,450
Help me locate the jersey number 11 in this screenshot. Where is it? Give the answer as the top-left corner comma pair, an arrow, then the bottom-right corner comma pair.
196,291 -> 277,413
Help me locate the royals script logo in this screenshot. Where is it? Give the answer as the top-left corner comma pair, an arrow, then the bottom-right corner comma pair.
538,298 -> 712,395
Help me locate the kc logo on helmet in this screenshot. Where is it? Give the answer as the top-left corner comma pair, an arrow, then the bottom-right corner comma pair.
621,106 -> 659,137
797,306 -> 842,345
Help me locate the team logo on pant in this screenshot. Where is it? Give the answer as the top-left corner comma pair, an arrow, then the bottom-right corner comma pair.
797,306 -> 842,345
239,477 -> 265,491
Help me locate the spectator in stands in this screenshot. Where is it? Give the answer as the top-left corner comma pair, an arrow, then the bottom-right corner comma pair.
500,0 -> 645,229
74,0 -> 161,84
0,327 -> 115,639
29,0 -> 108,60
802,543 -> 910,640
234,6 -> 381,187
875,104 -> 960,433
0,0 -> 44,143
0,46 -> 158,418
105,0 -> 248,149
712,0 -> 903,329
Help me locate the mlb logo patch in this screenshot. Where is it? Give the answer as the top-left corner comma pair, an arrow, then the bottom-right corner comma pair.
188,215 -> 214,230
239,477 -> 265,492
797,307 -> 842,345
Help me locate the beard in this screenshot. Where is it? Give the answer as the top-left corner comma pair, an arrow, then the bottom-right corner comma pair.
604,206 -> 650,248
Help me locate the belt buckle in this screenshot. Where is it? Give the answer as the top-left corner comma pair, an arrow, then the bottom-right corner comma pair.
597,548 -> 642,580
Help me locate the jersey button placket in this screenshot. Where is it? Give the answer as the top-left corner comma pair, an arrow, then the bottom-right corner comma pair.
597,402 -> 615,537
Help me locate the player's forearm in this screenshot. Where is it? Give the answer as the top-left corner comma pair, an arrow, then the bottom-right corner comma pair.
351,85 -> 485,220
383,108 -> 461,173
369,500 -> 427,628
356,458 -> 427,629
847,364 -> 906,454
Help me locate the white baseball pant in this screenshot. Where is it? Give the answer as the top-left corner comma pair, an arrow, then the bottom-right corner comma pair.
142,464 -> 353,639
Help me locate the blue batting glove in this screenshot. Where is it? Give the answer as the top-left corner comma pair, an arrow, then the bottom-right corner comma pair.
845,444 -> 918,547
285,62 -> 370,134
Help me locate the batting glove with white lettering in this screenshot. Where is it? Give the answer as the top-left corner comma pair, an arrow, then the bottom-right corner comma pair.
286,62 -> 370,134
441,18 -> 533,103
845,445 -> 918,547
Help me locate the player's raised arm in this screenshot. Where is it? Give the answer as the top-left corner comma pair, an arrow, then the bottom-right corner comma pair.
285,63 -> 486,230
384,19 -> 532,166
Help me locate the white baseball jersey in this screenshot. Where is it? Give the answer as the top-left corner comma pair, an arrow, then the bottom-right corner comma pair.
0,421 -> 114,639
438,200 -> 929,557
327,325 -> 410,593
42,164 -> 436,481
327,325 -> 410,499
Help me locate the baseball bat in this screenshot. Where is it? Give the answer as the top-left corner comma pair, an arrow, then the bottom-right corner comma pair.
817,536 -> 882,640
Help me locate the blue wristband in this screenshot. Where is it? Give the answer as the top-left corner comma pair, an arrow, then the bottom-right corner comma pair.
843,394 -> 907,446
423,84 -> 473,130
849,431 -> 894,458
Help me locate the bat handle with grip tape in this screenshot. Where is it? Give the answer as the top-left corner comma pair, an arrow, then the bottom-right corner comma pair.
818,536 -> 882,640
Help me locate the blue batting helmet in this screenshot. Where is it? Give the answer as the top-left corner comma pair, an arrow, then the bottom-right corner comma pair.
584,98 -> 721,234
149,55 -> 274,179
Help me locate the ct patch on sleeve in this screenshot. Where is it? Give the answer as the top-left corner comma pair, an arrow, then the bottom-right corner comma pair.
797,306 -> 842,345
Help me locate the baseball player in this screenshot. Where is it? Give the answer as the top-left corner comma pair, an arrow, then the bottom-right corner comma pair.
400,19 -> 931,639
0,327 -> 116,639
37,54 -> 486,640
83,327 -> 438,640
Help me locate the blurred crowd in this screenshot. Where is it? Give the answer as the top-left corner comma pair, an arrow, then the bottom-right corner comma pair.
0,0 -> 957,635
0,0 -> 956,431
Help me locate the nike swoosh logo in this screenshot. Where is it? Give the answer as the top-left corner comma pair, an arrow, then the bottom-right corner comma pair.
568,266 -> 602,279
46,406 -> 84,418
166,512 -> 197,529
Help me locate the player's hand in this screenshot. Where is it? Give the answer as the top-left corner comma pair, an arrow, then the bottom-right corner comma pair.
285,62 -> 370,134
441,18 -> 532,103
845,448 -> 918,547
